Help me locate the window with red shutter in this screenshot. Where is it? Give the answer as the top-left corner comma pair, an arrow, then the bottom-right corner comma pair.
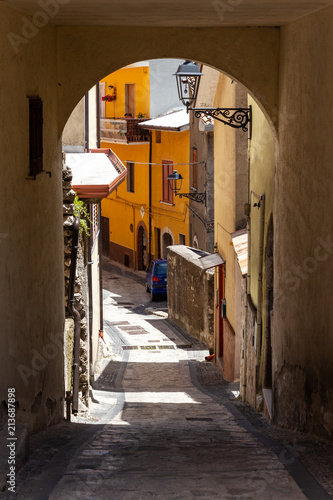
192,147 -> 198,190
162,160 -> 173,204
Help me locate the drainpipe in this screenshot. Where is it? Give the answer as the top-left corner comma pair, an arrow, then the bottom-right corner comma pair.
256,194 -> 265,362
87,206 -> 93,372
242,221 -> 250,401
98,202 -> 104,339
84,93 -> 89,151
96,84 -> 101,149
148,132 -> 152,265
68,217 -> 81,414
132,206 -> 136,270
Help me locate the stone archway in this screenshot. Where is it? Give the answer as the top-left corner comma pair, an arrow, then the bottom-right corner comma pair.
57,27 -> 280,137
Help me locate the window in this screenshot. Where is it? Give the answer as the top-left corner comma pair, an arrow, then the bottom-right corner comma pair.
125,84 -> 135,117
29,96 -> 43,178
179,234 -> 186,245
192,147 -> 198,190
127,162 -> 135,192
162,160 -> 173,204
155,130 -> 161,143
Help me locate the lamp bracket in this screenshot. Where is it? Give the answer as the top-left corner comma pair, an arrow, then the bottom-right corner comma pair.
190,106 -> 252,137
178,192 -> 206,204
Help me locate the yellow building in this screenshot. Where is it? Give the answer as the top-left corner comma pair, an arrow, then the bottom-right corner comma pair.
213,71 -> 276,417
140,110 -> 190,260
213,73 -> 249,382
100,62 -> 150,269
100,62 -> 190,270
244,96 -> 275,412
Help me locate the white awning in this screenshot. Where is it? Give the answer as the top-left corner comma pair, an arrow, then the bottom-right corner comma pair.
198,252 -> 225,270
231,229 -> 248,276
66,150 -> 127,200
139,109 -> 189,132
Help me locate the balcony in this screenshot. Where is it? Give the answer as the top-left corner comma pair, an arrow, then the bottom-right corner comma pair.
100,117 -> 150,144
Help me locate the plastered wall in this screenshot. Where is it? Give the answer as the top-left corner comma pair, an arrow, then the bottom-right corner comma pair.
0,4 -> 64,432
213,73 -> 248,381
1,0 -> 333,437
273,5 -> 333,436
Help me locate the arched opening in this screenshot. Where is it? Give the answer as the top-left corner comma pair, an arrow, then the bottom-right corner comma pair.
61,54 -> 278,425
2,0 -> 332,444
162,233 -> 173,259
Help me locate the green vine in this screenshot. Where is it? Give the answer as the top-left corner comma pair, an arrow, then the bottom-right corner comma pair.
74,196 -> 91,236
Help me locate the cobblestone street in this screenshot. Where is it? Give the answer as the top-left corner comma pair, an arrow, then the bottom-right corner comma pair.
5,263 -> 333,499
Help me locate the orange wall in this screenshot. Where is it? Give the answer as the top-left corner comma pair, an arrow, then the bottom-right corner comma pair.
101,64 -> 150,119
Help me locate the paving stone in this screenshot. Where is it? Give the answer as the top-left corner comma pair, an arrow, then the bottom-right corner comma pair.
7,263 -> 333,499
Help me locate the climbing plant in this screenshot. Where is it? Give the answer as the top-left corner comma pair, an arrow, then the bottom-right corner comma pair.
74,196 -> 91,236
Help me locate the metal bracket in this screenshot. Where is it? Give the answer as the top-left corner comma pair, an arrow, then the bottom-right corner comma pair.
190,105 -> 252,138
177,191 -> 206,204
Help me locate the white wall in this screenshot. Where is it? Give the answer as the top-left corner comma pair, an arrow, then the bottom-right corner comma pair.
149,59 -> 186,118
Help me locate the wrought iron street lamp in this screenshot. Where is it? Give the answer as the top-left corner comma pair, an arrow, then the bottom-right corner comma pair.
168,170 -> 206,204
174,61 -> 252,136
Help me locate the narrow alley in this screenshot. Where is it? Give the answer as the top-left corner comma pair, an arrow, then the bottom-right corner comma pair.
6,263 -> 333,500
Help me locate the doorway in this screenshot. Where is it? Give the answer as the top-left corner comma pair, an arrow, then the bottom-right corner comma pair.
137,224 -> 147,270
162,232 -> 173,259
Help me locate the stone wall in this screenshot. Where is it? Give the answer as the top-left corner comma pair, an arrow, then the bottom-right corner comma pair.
63,162 -> 89,406
167,246 -> 214,351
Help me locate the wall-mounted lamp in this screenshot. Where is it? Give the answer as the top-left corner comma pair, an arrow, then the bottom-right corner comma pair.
167,170 -> 206,204
174,61 -> 252,137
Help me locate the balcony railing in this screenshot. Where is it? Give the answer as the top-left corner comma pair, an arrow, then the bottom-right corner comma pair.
100,117 -> 150,143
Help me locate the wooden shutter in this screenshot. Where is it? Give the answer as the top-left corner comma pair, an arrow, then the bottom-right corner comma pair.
168,163 -> 173,203
162,160 -> 173,203
192,147 -> 197,190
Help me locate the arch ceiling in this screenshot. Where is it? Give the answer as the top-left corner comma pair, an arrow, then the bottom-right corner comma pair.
57,26 -> 280,134
3,0 -> 333,26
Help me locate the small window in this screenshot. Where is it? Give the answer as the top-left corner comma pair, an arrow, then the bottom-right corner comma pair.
155,130 -> 161,143
127,162 -> 135,193
125,84 -> 135,117
29,96 -> 43,178
179,234 -> 186,245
